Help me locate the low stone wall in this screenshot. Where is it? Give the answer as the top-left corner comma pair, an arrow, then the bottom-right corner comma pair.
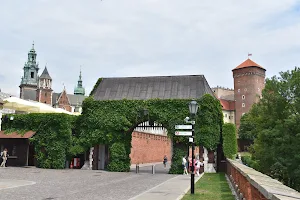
130,131 -> 172,164
226,159 -> 300,200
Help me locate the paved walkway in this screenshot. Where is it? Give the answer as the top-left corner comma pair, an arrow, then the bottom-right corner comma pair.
129,173 -> 204,200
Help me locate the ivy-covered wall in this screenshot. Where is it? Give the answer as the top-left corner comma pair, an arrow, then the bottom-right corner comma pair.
1,93 -> 224,173
76,94 -> 224,173
2,113 -> 77,169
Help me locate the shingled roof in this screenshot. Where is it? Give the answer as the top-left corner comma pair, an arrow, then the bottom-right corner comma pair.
93,75 -> 214,100
233,58 -> 265,71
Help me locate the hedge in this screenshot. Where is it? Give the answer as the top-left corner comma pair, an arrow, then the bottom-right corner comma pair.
222,123 -> 238,159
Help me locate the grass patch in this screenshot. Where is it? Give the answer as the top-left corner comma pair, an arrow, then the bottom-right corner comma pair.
181,173 -> 235,200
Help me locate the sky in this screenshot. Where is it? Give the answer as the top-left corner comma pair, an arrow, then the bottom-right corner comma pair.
1,0 -> 300,96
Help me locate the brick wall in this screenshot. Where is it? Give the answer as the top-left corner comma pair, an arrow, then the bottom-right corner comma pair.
36,89 -> 52,105
130,131 -> 172,164
57,90 -> 72,112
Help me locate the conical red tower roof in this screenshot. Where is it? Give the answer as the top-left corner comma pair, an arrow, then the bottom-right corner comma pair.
233,58 -> 265,71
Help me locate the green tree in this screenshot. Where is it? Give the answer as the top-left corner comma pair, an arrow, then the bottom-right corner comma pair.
240,67 -> 300,191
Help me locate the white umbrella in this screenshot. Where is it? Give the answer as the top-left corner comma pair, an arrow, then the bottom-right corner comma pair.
3,97 -> 40,113
3,97 -> 79,115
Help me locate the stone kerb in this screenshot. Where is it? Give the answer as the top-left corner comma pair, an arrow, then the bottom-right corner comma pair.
227,159 -> 300,200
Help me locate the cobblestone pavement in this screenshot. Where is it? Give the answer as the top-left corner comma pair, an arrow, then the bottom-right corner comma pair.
0,164 -> 175,200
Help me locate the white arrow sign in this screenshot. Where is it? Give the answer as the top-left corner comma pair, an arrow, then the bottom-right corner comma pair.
175,125 -> 192,130
175,131 -> 192,136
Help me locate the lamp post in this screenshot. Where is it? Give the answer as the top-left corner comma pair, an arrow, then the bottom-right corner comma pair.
188,100 -> 198,194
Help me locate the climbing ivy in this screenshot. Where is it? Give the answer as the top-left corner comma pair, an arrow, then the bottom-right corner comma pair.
77,94 -> 223,173
1,94 -> 223,173
196,94 -> 223,150
2,113 -> 77,169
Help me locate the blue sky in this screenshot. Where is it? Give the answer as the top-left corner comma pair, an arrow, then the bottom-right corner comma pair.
1,0 -> 300,96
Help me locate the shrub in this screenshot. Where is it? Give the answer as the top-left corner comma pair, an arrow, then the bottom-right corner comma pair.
222,123 -> 238,159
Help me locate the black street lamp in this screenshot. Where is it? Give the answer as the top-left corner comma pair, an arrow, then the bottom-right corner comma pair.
188,100 -> 198,194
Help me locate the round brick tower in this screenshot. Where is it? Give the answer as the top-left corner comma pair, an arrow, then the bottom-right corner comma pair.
232,58 -> 266,128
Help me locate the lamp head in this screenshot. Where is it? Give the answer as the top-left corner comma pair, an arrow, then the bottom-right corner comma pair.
189,100 -> 199,115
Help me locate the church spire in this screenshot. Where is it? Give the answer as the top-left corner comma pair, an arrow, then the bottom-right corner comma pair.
74,68 -> 85,96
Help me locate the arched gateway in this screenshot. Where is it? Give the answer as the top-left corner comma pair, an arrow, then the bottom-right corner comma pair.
77,75 -> 224,173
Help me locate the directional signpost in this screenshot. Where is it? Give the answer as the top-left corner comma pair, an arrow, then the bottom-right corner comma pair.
175,125 -> 193,140
175,131 -> 192,136
175,125 -> 192,130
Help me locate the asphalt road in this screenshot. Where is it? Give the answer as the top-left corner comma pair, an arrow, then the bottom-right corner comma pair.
0,164 -> 175,200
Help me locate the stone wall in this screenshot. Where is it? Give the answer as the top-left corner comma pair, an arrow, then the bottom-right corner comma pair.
226,159 -> 300,200
130,131 -> 172,164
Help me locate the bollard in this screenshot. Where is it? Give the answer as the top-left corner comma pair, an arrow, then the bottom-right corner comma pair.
136,164 -> 139,173
152,165 -> 155,174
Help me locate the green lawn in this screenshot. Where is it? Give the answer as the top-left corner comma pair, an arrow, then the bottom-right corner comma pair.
181,173 -> 235,200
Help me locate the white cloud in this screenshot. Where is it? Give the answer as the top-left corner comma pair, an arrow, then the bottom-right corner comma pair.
0,0 -> 300,96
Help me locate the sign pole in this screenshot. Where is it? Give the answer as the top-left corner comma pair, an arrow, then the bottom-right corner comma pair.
191,122 -> 195,194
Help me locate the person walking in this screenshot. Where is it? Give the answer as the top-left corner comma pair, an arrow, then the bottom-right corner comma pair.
182,156 -> 188,175
1,148 -> 8,167
163,155 -> 168,168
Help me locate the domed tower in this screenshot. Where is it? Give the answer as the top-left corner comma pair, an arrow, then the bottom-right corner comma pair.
232,58 -> 266,128
19,42 -> 40,100
74,70 -> 85,96
36,66 -> 53,105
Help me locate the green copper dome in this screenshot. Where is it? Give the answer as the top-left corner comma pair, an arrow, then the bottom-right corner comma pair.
74,70 -> 85,96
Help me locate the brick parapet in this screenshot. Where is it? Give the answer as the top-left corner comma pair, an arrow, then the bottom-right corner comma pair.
226,159 -> 300,200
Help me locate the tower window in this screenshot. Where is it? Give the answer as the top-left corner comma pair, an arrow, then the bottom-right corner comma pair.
242,95 -> 245,99
225,114 -> 227,118
242,103 -> 245,107
45,93 -> 47,97
31,72 -> 34,78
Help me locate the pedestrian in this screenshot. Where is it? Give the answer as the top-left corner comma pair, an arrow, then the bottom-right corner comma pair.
163,155 -> 168,168
195,158 -> 201,176
1,148 -> 8,167
182,156 -> 188,175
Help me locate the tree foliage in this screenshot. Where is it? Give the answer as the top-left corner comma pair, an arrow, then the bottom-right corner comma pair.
222,123 -> 237,159
239,67 -> 300,191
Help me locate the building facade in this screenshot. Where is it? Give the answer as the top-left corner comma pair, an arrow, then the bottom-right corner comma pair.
19,43 -> 87,113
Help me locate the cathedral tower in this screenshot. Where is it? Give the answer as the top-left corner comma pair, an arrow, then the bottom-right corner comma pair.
232,58 -> 266,128
74,70 -> 85,96
19,43 -> 40,100
36,66 -> 53,105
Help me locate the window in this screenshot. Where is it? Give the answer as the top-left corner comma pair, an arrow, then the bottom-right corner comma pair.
228,116 -> 231,119
242,95 -> 245,99
31,72 -> 34,78
44,101 -> 47,103
238,89 -> 240,92
225,114 -> 227,118
45,93 -> 47,97
242,103 -> 245,107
